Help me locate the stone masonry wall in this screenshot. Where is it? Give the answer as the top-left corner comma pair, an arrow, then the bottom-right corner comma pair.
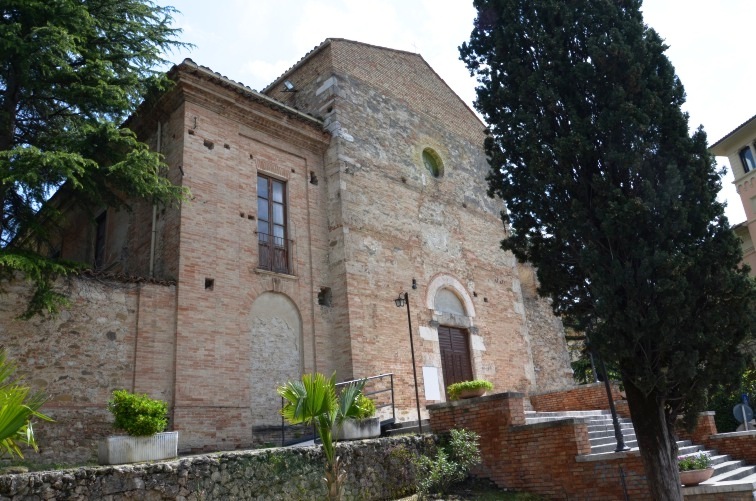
0,436 -> 434,501
0,276 -> 176,465
517,265 -> 574,392
267,39 -> 571,422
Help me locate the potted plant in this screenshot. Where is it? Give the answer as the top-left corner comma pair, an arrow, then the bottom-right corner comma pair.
447,379 -> 493,400
678,452 -> 714,486
334,393 -> 380,440
98,389 -> 178,465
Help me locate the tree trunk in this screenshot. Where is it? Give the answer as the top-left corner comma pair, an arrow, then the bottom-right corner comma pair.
624,380 -> 682,500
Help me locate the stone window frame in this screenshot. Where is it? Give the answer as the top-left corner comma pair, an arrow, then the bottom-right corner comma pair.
422,148 -> 444,178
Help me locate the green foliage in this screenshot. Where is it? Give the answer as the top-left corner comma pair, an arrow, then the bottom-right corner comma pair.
461,0 -> 756,497
678,453 -> 711,471
107,389 -> 167,436
707,368 -> 756,433
354,394 -> 376,420
413,428 -> 481,497
277,373 -> 366,500
0,0 -> 190,318
0,349 -> 53,458
446,379 -> 493,400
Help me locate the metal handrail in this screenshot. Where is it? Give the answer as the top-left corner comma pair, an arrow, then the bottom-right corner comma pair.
280,372 -> 396,446
257,232 -> 293,274
335,373 -> 396,424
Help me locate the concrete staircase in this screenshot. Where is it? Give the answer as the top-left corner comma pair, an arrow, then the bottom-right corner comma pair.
525,410 -> 756,497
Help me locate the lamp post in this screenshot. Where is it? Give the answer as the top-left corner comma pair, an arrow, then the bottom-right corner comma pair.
394,291 -> 423,433
598,357 -> 629,452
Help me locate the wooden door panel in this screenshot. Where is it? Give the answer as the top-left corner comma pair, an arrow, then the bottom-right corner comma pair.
438,326 -> 473,393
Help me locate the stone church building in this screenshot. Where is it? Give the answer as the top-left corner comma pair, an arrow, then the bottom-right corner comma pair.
1,39 -> 573,460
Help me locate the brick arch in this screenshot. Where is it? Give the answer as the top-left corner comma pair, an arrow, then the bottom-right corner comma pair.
425,274 -> 475,318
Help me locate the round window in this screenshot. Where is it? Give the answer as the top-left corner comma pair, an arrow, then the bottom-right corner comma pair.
422,148 -> 443,178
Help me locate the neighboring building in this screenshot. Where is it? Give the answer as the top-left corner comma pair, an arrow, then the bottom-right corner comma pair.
1,39 -> 573,460
711,113 -> 756,273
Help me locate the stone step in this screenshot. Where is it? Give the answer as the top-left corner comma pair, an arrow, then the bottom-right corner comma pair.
525,410 -> 609,417
677,444 -> 704,455
590,434 -> 637,447
707,465 -> 754,483
382,419 -> 430,437
588,428 -> 635,440
590,439 -> 639,454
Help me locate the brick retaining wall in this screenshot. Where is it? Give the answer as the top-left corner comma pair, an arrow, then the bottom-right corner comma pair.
530,382 -> 628,417
428,392 -> 651,499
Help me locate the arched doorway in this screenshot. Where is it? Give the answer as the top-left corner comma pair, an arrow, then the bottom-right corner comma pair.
432,287 -> 474,396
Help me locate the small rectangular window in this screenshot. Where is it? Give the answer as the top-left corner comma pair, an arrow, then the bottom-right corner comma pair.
739,146 -> 755,173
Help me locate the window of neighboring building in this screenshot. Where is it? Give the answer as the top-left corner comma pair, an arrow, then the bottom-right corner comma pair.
257,174 -> 290,274
739,146 -> 755,173
94,211 -> 107,269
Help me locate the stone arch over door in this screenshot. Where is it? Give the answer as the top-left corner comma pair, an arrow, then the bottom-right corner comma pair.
423,274 -> 482,400
249,292 -> 303,426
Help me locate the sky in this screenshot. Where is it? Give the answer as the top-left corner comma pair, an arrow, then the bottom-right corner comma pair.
162,0 -> 756,224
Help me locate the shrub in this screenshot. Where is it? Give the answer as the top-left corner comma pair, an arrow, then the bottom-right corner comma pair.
413,428 -> 481,497
354,394 -> 376,420
678,452 -> 711,471
706,368 -> 756,433
446,380 -> 493,400
107,389 -> 168,436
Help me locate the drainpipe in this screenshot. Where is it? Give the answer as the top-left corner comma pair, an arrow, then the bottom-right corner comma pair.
149,122 -> 161,277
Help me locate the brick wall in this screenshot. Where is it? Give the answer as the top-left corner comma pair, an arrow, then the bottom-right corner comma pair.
530,382 -> 627,416
428,392 -> 651,500
704,430 -> 756,466
676,412 -> 718,447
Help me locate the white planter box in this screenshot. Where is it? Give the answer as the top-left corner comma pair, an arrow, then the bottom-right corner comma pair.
98,431 -> 178,465
334,417 -> 380,440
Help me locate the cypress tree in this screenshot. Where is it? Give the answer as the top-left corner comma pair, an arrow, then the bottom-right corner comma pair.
460,0 -> 756,497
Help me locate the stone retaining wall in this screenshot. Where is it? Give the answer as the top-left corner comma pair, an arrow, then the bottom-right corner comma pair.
0,436 -> 434,500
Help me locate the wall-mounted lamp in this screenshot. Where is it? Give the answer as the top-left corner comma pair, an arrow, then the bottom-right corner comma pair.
282,80 -> 298,92
412,278 -> 417,290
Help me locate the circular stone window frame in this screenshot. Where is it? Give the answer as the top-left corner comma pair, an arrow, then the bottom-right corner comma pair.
422,147 -> 444,178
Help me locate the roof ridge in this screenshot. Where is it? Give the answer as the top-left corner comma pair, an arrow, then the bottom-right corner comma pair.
262,38 -> 423,94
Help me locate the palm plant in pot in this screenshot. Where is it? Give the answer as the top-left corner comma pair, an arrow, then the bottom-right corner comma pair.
278,373 -> 365,501
447,379 -> 493,400
99,389 -> 177,465
334,393 -> 380,440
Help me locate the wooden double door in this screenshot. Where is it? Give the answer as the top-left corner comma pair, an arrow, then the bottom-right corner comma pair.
438,326 -> 473,395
